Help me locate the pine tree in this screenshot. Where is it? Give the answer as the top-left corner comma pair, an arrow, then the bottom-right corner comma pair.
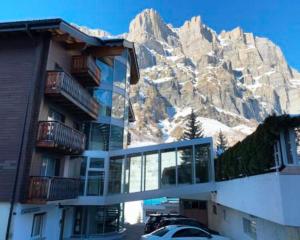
216,130 -> 228,156
181,109 -> 204,140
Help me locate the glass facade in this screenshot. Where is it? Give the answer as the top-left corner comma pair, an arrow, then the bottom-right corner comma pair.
94,89 -> 112,117
161,149 -> 176,188
177,146 -> 193,184
107,142 -> 212,196
144,151 -> 159,191
129,154 -> 142,193
87,171 -> 104,196
73,205 -> 122,236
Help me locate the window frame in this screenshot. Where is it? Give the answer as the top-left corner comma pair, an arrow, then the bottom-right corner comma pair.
31,213 -> 46,239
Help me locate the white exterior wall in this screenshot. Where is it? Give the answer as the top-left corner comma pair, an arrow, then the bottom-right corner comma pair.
0,202 -> 10,240
213,173 -> 300,226
11,204 -> 61,240
208,201 -> 300,240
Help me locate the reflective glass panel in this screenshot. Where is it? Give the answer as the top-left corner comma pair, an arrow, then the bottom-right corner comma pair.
79,157 -> 87,195
161,149 -> 176,187
195,144 -> 210,183
113,51 -> 128,89
94,89 -> 112,117
97,60 -> 113,84
109,156 -> 124,194
129,154 -> 142,193
112,92 -> 125,120
177,146 -> 193,184
87,123 -> 110,151
145,151 -> 159,191
110,125 -> 124,150
87,171 -> 104,196
90,158 -> 104,169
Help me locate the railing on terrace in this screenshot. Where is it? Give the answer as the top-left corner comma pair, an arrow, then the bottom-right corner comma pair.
45,71 -> 100,120
71,55 -> 101,86
27,176 -> 80,203
36,121 -> 85,154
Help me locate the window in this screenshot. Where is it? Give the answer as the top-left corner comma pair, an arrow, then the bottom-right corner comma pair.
31,213 -> 46,239
243,218 -> 257,240
48,108 -> 65,123
86,123 -> 110,151
110,125 -> 124,150
109,156 -> 124,194
152,227 -> 169,237
40,156 -> 60,177
94,89 -> 112,117
213,205 -> 217,215
113,51 -> 128,89
177,146 -> 193,184
129,154 -> 142,193
112,92 -> 125,120
172,228 -> 210,238
195,144 -> 210,183
161,149 -> 176,187
144,151 -> 159,191
90,158 -> 104,168
97,60 -> 113,84
87,171 -> 104,196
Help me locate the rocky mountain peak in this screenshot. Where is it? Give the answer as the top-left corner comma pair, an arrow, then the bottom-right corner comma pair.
128,8 -> 176,43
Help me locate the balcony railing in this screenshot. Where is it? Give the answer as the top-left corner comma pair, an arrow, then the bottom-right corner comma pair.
45,71 -> 100,120
71,55 -> 101,86
27,176 -> 80,203
36,121 -> 85,154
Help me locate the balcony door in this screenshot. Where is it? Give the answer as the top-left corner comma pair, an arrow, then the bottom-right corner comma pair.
40,156 -> 60,177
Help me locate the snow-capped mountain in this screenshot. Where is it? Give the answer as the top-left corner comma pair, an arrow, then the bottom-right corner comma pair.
79,9 -> 300,146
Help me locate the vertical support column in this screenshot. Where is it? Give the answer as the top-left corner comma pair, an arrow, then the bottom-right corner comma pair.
103,153 -> 109,196
192,144 -> 196,184
209,139 -> 215,182
175,147 -> 178,186
158,150 -> 161,189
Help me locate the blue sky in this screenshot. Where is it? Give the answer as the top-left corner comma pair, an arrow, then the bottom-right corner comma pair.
1,0 -> 300,70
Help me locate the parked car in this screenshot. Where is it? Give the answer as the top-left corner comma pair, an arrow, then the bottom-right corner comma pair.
156,217 -> 219,235
141,225 -> 230,240
144,214 -> 186,234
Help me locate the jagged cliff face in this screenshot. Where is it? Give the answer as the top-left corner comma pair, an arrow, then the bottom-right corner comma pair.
79,9 -> 300,146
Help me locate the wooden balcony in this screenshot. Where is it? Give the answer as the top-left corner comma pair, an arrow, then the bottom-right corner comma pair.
71,55 -> 101,87
36,121 -> 85,154
45,71 -> 100,120
27,176 -> 80,203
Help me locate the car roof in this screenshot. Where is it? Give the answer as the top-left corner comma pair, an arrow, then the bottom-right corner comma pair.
164,225 -> 211,234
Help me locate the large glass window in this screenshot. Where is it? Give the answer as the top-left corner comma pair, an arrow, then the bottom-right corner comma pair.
94,89 -> 112,117
177,146 -> 193,184
90,158 -> 104,169
112,92 -> 125,120
113,51 -> 128,89
97,60 -> 113,84
110,125 -> 124,150
161,149 -> 176,187
128,154 -> 142,193
195,144 -> 210,183
109,156 -> 124,194
86,123 -> 110,151
73,205 -> 122,236
144,151 -> 159,191
87,171 -> 104,196
79,157 -> 87,195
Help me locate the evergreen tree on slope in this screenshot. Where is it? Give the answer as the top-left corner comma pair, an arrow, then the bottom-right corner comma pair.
181,109 -> 204,140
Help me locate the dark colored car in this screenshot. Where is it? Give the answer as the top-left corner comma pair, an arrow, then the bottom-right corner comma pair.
156,217 -> 220,235
144,214 -> 186,234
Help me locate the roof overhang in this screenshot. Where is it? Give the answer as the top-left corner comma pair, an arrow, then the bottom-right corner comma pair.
0,18 -> 139,84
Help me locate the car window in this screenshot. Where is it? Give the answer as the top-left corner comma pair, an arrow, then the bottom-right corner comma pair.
172,228 -> 210,238
152,227 -> 169,237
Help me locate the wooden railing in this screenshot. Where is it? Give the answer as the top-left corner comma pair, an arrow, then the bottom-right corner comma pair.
71,55 -> 101,86
27,176 -> 80,202
36,121 -> 85,154
46,71 -> 100,120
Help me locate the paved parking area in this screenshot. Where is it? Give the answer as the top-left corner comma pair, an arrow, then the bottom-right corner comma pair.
124,223 -> 144,240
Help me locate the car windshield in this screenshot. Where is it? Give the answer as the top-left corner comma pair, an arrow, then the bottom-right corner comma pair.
152,227 -> 169,237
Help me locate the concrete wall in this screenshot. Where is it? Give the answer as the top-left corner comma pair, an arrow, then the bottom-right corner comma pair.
213,172 -> 300,226
12,204 -> 61,240
0,202 -> 10,239
208,201 -> 300,240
